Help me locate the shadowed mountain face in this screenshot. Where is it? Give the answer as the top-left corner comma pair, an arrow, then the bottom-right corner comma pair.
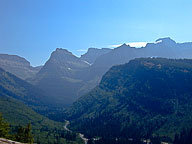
80,48 -> 112,64
29,38 -> 192,107
38,48 -> 89,78
0,67 -> 83,143
0,54 -> 42,80
65,58 -> 192,140
89,38 -> 192,78
0,67 -> 50,110
28,48 -> 90,106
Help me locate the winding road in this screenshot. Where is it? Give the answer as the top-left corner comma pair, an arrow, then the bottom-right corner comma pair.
64,120 -> 88,144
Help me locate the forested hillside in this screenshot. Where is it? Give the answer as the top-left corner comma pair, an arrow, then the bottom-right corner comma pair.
0,67 -> 83,144
65,58 -> 192,143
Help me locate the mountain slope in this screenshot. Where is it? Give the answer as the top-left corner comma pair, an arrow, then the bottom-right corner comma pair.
29,38 -> 192,107
89,38 -> 192,79
65,58 -> 192,141
0,67 -> 65,119
80,48 -> 111,64
0,67 -> 83,143
0,54 -> 41,80
0,67 -> 51,109
0,91 -> 82,144
28,48 -> 90,106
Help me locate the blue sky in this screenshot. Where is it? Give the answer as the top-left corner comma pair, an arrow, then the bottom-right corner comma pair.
0,0 -> 192,66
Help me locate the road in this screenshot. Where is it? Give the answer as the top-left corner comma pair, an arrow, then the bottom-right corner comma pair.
64,120 -> 88,144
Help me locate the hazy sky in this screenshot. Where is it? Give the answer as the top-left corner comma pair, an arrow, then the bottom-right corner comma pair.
0,0 -> 192,66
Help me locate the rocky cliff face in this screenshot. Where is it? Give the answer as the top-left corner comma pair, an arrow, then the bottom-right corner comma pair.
0,54 -> 41,80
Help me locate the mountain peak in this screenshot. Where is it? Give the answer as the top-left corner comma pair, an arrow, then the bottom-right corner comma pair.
121,43 -> 128,47
50,48 -> 74,60
55,48 -> 73,55
155,37 -> 176,45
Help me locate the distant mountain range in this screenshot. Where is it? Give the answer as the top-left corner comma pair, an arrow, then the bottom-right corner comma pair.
65,58 -> 192,142
0,54 -> 42,80
1,37 -> 192,143
1,37 -> 192,107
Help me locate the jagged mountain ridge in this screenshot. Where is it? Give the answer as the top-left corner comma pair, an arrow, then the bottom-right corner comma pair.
28,48 -> 91,106
89,37 -> 192,79
28,37 -> 192,107
80,48 -> 112,64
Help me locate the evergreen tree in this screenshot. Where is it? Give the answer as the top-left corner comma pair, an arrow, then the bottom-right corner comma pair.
15,125 -> 25,142
24,123 -> 34,143
15,123 -> 34,143
173,128 -> 192,144
0,113 -> 10,138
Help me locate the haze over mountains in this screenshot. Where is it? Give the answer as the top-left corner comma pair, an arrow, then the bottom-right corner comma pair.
2,37 -> 192,107
0,54 -> 42,80
0,67 -> 82,143
65,58 -> 192,143
1,37 -> 192,143
80,48 -> 112,64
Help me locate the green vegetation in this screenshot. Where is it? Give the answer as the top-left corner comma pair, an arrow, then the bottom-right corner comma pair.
14,123 -> 34,143
0,113 -> 10,139
0,67 -> 83,144
65,58 -> 192,143
0,94 -> 83,143
173,128 -> 192,144
0,113 -> 34,143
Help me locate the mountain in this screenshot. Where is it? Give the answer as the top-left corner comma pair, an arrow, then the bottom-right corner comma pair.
38,48 -> 89,77
0,68 -> 83,144
65,58 -> 192,143
0,67 -> 64,118
28,48 -> 90,107
29,38 -> 192,107
0,54 -> 42,80
89,38 -> 192,79
82,38 -> 192,96
0,67 -> 50,109
0,95 -> 82,144
80,48 -> 112,64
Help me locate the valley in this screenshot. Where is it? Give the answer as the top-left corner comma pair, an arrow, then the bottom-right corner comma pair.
1,38 -> 192,143
1,1 -> 192,143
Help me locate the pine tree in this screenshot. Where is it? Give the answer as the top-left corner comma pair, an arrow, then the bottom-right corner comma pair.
0,113 -> 10,138
15,125 -> 25,142
24,123 -> 34,144
15,123 -> 34,143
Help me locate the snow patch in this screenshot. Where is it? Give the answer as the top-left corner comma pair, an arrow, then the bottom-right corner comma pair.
83,60 -> 91,65
155,40 -> 162,44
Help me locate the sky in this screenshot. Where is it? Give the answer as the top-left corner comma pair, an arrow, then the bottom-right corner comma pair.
0,0 -> 192,66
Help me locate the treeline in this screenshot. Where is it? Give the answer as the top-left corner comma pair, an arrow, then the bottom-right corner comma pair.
87,128 -> 192,144
0,113 -> 34,143
173,128 -> 192,144
87,137 -> 163,144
